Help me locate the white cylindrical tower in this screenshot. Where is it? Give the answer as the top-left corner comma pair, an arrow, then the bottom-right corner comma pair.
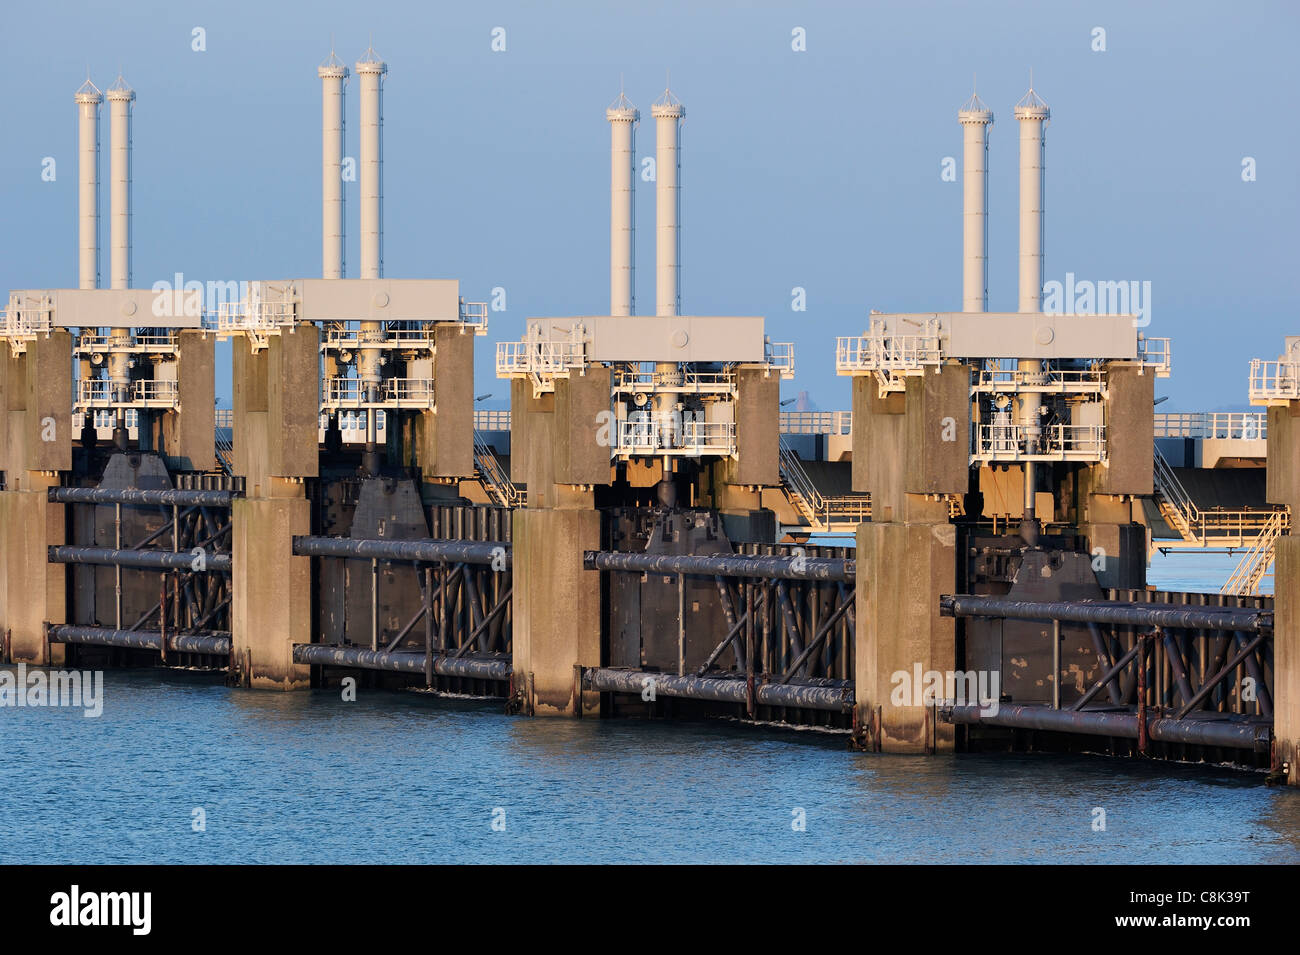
958,93 -> 992,313
319,54 -> 348,280
75,79 -> 102,290
607,92 -> 639,316
1013,85 -> 1050,531
355,49 -> 386,280
107,76 -> 135,290
651,89 -> 684,317
1014,88 -> 1049,314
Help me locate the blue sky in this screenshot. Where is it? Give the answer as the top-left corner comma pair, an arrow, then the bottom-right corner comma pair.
2,0 -> 1295,411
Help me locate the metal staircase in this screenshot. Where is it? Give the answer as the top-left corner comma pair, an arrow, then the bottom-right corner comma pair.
473,430 -> 524,508
1223,507 -> 1286,595
778,438 -> 870,534
1151,446 -> 1282,550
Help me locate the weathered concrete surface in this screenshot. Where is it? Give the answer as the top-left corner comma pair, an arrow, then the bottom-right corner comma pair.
511,507 -> 601,716
855,520 -> 957,753
233,329 -> 319,495
1270,403 -> 1299,784
1276,535 -> 1300,784
852,364 -> 968,514
0,335 -> 74,483
421,324 -> 475,478
162,329 -> 215,472
1092,364 -> 1154,496
731,366 -> 779,487
0,474 -> 66,665
267,327 -> 320,481
231,496 -> 311,689
1267,404 -> 1300,513
555,366 -> 612,487
510,378 -> 553,505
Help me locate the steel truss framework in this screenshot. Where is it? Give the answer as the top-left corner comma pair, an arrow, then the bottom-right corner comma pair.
941,588 -> 1273,755
46,485 -> 233,664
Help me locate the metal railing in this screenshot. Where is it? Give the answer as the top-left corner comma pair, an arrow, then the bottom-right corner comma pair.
1138,336 -> 1172,375
1154,412 -> 1267,440
778,410 -> 852,435
611,365 -> 736,392
973,367 -> 1105,392
835,327 -> 943,373
74,409 -> 140,432
766,341 -> 796,376
614,418 -> 735,456
973,423 -> 1107,462
3,295 -> 54,340
474,409 -> 511,432
495,339 -> 587,377
324,377 -> 435,406
77,378 -> 179,407
459,301 -> 489,331
1249,359 -> 1300,401
216,298 -> 296,344
462,409 -> 857,436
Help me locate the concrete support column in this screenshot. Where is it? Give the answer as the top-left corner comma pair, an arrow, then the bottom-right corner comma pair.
1275,536 -> 1300,784
230,327 -> 319,689
418,324 -> 475,479
231,493 -> 312,688
511,506 -> 602,716
856,520 -> 956,751
161,329 -> 215,471
1079,362 -> 1154,589
850,363 -> 969,751
0,472 -> 66,666
1266,403 -> 1300,783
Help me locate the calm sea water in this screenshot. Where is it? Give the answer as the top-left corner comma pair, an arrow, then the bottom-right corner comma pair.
2,553 -> 1292,865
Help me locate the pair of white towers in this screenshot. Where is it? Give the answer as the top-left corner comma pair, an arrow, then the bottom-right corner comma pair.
318,48 -> 386,281
607,87 -> 684,319
958,84 -> 1051,315
75,75 -> 135,291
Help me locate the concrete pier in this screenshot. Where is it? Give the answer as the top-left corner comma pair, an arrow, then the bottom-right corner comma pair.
1266,401 -> 1300,782
850,365 -> 968,752
507,370 -> 609,715
0,333 -> 74,665
513,507 -> 602,715
229,327 -> 319,688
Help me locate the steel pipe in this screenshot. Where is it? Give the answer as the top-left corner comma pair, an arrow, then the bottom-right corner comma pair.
292,536 -> 510,567
48,624 -> 231,656
582,667 -> 854,714
940,594 -> 1270,633
945,702 -> 1270,753
292,643 -> 512,682
585,550 -> 854,582
49,487 -> 234,507
48,545 -> 231,572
